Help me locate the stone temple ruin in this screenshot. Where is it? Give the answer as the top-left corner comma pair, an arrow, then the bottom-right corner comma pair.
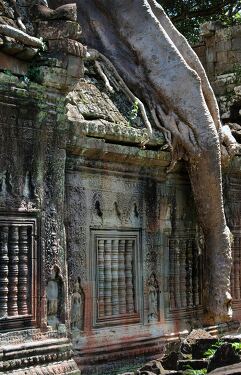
0,1 -> 241,374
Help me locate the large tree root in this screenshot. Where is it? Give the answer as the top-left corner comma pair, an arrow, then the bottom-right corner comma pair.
77,0 -> 235,324
0,25 -> 45,49
87,49 -> 153,138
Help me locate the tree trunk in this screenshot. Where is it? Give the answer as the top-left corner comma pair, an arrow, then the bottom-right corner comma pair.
76,0 -> 232,324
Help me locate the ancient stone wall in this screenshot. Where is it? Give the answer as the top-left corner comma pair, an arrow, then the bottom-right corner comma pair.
194,26 -> 241,325
193,23 -> 241,124
1,6 -> 241,374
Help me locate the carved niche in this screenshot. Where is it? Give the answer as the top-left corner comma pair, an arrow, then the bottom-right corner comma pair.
147,273 -> 159,323
71,277 -> 84,332
46,265 -> 64,327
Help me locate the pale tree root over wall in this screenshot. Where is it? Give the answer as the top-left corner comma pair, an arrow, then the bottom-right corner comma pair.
73,0 -> 235,324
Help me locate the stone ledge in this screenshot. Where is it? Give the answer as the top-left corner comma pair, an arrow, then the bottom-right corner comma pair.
68,119 -> 165,148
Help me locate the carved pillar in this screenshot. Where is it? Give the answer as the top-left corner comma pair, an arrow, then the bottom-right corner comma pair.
104,239 -> 112,316
0,226 -> 9,318
125,239 -> 134,313
97,239 -> 105,318
111,239 -> 119,315
8,226 -> 19,316
18,226 -> 29,315
118,240 -> 126,314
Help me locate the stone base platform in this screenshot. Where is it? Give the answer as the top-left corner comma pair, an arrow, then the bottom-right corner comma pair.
0,334 -> 80,374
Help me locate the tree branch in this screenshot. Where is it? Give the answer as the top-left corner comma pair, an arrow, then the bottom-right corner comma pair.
171,0 -> 237,22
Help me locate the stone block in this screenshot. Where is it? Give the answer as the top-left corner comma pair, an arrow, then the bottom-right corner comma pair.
231,25 -> 241,39
228,51 -> 241,64
37,65 -> 76,90
0,51 -> 28,75
206,62 -> 215,77
48,39 -> 87,58
216,28 -> 232,42
37,20 -> 82,41
67,55 -> 84,78
191,338 -> 219,359
205,36 -> 215,48
206,47 -> 216,63
207,343 -> 241,373
16,47 -> 38,61
232,37 -> 241,51
215,39 -> 231,52
216,51 -> 228,64
215,62 -> 233,75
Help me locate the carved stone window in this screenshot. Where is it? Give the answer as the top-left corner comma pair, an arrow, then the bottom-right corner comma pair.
231,232 -> 241,308
0,216 -> 37,329
168,235 -> 203,317
91,230 -> 141,327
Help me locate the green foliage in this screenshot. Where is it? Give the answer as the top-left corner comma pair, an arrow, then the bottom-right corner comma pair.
183,365 -> 207,375
3,69 -> 13,76
231,341 -> 241,352
203,341 -> 225,358
233,63 -> 241,83
203,340 -> 241,359
158,1 -> 241,43
129,99 -> 139,121
27,66 -> 41,83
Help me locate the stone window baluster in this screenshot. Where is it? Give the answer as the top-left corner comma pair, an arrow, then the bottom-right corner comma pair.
97,239 -> 105,318
94,231 -> 140,325
237,237 -> 241,299
118,240 -> 126,314
234,237 -> 240,300
192,239 -> 199,306
169,234 -> 202,313
169,239 -> 175,310
104,239 -> 112,317
125,239 -> 134,313
179,240 -> 186,308
231,240 -> 235,298
8,226 -> 19,316
174,241 -> 181,309
18,226 -> 29,315
111,239 -> 119,315
0,226 -> 9,318
187,240 -> 193,308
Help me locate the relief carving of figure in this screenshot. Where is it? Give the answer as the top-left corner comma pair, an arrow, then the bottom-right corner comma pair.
71,278 -> 84,331
148,273 -> 159,323
47,267 -> 62,326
